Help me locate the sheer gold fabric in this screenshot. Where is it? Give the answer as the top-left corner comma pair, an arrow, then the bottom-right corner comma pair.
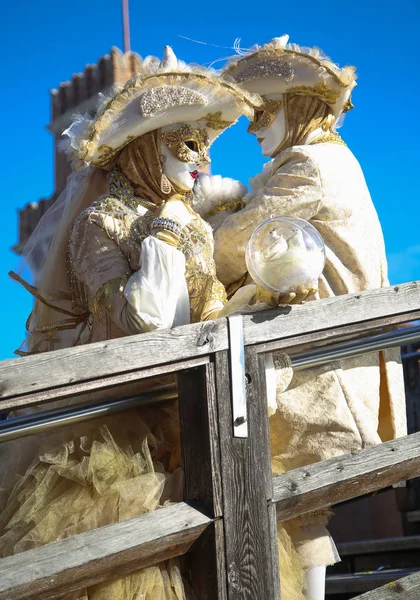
115,130 -> 168,206
274,94 -> 335,156
0,405 -> 193,599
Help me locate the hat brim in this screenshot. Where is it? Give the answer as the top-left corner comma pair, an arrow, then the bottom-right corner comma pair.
78,71 -> 262,167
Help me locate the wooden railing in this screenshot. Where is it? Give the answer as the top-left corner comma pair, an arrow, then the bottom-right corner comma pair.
1,281 -> 420,600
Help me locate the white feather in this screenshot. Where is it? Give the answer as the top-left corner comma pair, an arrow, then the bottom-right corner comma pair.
60,113 -> 92,155
193,173 -> 247,215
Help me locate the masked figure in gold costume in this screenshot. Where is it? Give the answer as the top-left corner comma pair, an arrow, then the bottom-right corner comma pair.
194,35 -> 406,600
0,47 -> 261,600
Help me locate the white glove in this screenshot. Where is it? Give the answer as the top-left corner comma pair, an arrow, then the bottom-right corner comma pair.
156,198 -> 194,228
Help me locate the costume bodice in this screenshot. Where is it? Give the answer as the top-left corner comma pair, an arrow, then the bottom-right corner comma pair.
69,170 -> 226,329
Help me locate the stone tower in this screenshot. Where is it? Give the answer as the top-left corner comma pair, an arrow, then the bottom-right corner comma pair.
16,47 -> 143,255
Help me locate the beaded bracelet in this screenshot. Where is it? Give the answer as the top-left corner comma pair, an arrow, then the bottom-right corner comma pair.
151,217 -> 182,237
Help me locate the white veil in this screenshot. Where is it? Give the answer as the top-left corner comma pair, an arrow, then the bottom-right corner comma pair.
11,167 -> 108,355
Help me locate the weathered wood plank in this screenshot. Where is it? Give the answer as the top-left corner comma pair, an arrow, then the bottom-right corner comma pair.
0,320 -> 226,401
336,535 -> 420,556
2,312 -> 417,416
257,310 -> 420,356
0,356 -> 209,413
243,281 -> 420,348
268,501 -> 282,598
0,502 -> 211,600
327,570 -> 420,596
406,510 -> 420,523
273,432 -> 420,522
178,364 -> 227,598
0,282 -> 419,402
350,570 -> 420,598
215,349 -> 280,600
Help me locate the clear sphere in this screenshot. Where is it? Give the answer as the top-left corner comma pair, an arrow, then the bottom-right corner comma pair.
245,217 -> 326,293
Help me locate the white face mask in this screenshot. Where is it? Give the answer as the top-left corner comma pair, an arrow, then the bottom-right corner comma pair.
161,145 -> 197,191
161,121 -> 211,192
248,95 -> 286,158
253,108 -> 286,158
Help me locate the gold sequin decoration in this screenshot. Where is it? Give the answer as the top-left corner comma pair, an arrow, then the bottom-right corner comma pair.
200,112 -> 235,130
179,218 -> 227,322
203,198 -> 244,220
161,124 -> 210,165
312,131 -> 347,146
287,82 -> 339,105
139,85 -> 206,117
90,275 -> 129,322
248,99 -> 283,134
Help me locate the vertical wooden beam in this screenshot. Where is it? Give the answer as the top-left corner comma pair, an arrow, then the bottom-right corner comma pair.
178,364 -> 227,599
214,348 -> 281,600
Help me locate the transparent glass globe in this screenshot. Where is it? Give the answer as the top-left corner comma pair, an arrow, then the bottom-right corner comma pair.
245,217 -> 326,293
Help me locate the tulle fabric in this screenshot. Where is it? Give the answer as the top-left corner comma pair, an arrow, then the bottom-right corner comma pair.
275,488 -> 339,599
277,523 -> 306,600
272,429 -> 340,600
0,403 -> 195,600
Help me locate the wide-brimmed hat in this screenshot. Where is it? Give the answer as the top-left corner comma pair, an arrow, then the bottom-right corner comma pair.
62,46 -> 263,169
223,35 -> 357,118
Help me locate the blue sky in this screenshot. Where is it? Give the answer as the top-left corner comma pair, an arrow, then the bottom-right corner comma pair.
1,0 -> 419,360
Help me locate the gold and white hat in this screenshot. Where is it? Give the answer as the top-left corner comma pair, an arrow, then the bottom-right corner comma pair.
62,46 -> 263,169
223,35 -> 357,118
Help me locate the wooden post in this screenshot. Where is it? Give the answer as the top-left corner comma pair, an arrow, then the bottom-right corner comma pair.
214,348 -> 281,600
178,364 -> 227,599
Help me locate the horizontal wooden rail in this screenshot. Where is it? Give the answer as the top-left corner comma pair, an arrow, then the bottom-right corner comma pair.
327,569 -> 420,595
0,282 -> 419,409
0,502 -> 211,600
406,510 -> 420,523
353,570 -> 420,598
336,535 -> 420,557
273,432 -> 420,522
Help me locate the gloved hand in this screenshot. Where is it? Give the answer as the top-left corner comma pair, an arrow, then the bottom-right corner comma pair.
156,197 -> 194,229
152,197 -> 195,247
253,284 -> 318,306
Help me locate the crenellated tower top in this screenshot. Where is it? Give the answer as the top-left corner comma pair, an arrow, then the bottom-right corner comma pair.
16,47 -> 143,255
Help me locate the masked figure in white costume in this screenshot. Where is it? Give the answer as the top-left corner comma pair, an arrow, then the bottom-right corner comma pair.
200,36 -> 406,599
1,48 -> 261,599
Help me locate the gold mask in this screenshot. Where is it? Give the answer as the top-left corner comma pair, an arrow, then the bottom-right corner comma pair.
247,99 -> 283,134
161,124 -> 211,166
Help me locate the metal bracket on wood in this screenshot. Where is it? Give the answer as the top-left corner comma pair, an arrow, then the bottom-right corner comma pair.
227,315 -> 248,438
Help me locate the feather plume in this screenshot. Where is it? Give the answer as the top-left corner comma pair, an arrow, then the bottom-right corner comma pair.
193,173 -> 247,228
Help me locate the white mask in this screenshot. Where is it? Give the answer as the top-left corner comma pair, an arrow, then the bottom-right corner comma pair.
161,121 -> 211,192
248,96 -> 286,158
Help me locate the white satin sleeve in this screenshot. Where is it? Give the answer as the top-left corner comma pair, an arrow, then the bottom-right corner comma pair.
124,236 -> 190,331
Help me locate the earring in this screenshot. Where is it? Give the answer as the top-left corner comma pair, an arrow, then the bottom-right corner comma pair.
161,173 -> 172,194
